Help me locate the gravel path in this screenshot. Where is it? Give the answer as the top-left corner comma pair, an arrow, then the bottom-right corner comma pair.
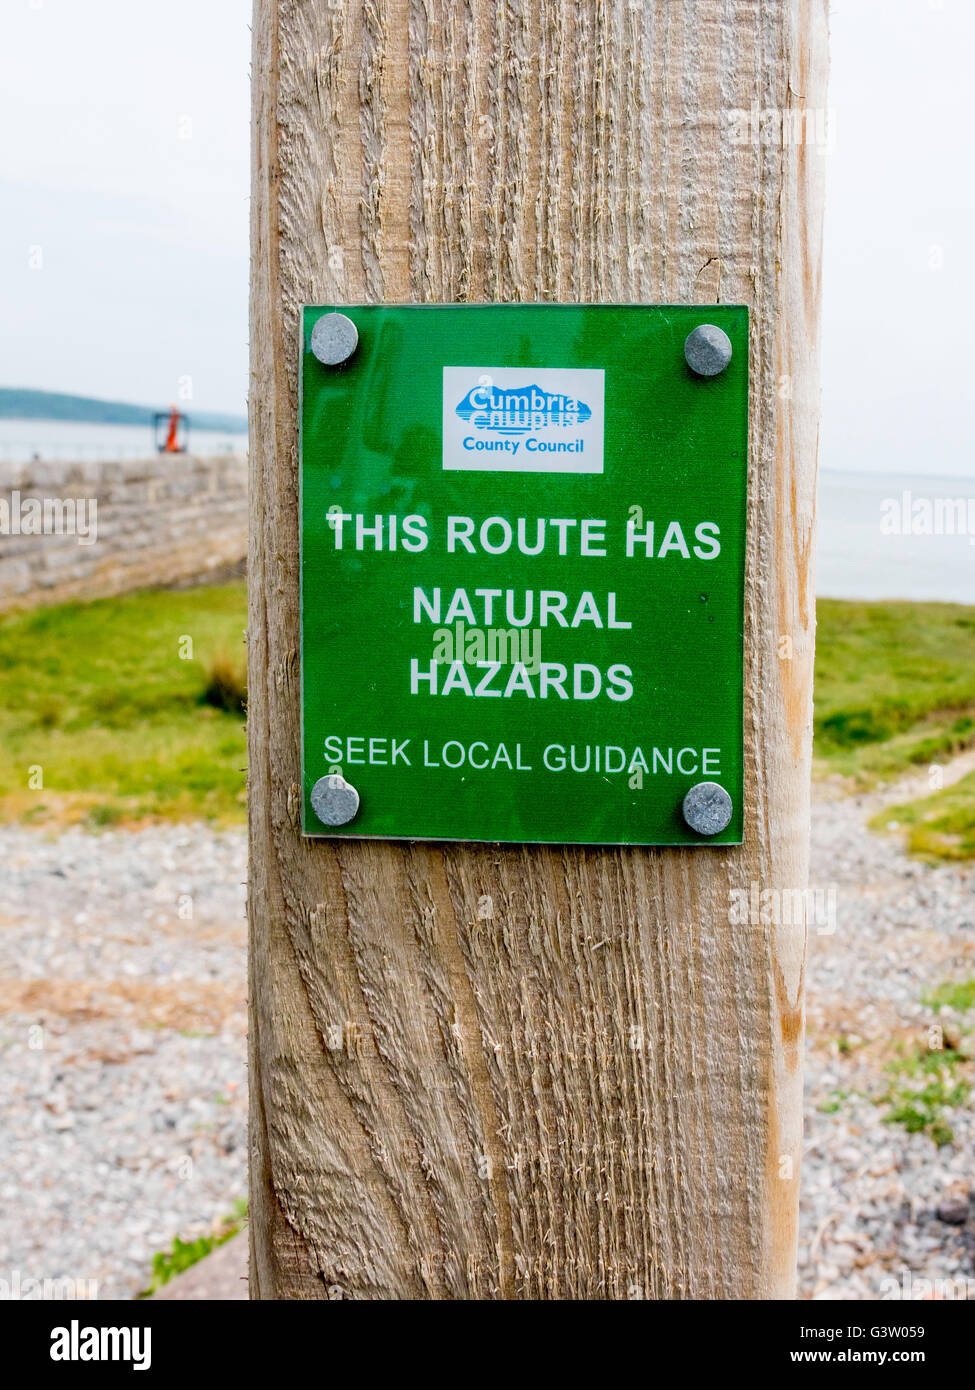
801,783 -> 975,1299
0,780 -> 971,1300
0,826 -> 247,1300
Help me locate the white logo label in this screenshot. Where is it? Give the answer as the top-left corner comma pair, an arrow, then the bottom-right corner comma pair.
442,366 -> 604,472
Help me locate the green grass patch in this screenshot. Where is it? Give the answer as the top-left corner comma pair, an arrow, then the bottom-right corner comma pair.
817,1087 -> 855,1115
923,979 -> 975,1014
139,1201 -> 247,1298
870,771 -> 975,862
3,589 -> 975,836
814,600 -> 975,784
878,1044 -> 971,1147
0,583 -> 247,827
816,600 -> 975,860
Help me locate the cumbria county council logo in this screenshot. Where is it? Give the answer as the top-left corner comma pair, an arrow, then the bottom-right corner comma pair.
442,365 -> 605,473
455,381 -> 593,436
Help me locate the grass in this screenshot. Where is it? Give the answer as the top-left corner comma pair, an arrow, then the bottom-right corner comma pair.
870,772 -> 975,862
815,600 -> 975,860
875,982 -> 975,1146
202,650 -> 247,716
879,1044 -> 971,1147
816,1087 -> 854,1115
0,583 -> 247,827
138,1201 -> 247,1298
2,587 -> 974,846
814,600 -> 975,784
923,979 -> 975,1015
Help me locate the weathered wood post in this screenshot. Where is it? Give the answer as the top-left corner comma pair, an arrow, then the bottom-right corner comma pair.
248,0 -> 827,1298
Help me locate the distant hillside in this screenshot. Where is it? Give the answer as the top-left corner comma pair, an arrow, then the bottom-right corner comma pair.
0,388 -> 246,434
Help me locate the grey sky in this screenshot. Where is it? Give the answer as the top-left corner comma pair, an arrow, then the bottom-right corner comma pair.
822,0 -> 974,476
1,0 -> 250,417
1,0 -> 972,473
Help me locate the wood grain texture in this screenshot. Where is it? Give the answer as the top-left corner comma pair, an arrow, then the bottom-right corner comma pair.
248,0 -> 828,1299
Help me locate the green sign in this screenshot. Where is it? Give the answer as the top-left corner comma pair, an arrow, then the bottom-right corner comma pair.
300,303 -> 748,845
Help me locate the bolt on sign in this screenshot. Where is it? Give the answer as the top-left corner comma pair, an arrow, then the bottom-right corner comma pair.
299,304 -> 748,845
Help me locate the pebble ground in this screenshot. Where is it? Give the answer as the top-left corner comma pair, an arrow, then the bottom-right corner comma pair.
0,779 -> 972,1299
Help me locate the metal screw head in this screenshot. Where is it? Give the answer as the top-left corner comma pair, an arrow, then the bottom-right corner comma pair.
310,774 -> 360,827
684,324 -> 733,377
310,312 -> 359,366
682,781 -> 733,836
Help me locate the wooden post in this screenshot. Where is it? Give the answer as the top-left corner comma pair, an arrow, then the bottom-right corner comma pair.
248,0 -> 827,1299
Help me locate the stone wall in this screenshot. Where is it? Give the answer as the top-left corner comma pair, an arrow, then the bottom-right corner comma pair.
0,454 -> 247,610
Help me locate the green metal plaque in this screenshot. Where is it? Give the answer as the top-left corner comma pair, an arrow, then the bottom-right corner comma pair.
300,303 -> 748,845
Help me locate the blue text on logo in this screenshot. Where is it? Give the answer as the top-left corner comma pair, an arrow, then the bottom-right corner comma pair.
455,383 -> 592,436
